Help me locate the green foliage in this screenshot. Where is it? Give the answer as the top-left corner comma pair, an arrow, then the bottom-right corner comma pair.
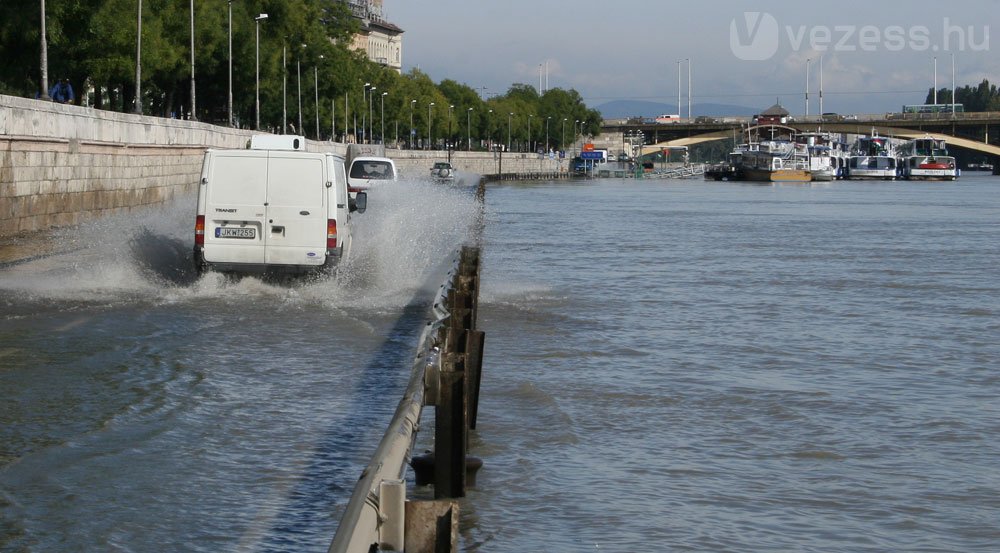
2,1 -> 598,147
925,79 -> 1000,112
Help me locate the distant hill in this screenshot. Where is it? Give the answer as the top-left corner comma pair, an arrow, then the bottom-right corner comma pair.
595,99 -> 759,119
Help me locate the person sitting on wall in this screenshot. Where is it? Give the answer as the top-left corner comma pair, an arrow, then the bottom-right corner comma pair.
49,79 -> 75,104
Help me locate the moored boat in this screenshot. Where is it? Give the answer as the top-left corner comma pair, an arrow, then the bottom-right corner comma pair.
705,148 -> 746,181
898,136 -> 959,181
795,132 -> 846,181
741,140 -> 811,182
846,135 -> 898,180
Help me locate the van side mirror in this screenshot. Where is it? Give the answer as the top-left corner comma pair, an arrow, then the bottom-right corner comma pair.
351,192 -> 368,214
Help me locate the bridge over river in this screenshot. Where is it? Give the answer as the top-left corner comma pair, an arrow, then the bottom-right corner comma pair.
603,112 -> 1000,162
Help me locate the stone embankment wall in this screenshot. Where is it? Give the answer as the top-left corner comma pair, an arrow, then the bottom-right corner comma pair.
391,149 -> 565,180
0,94 -> 568,236
0,95 -> 256,236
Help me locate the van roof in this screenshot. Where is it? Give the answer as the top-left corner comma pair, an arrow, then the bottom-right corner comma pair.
249,135 -> 306,151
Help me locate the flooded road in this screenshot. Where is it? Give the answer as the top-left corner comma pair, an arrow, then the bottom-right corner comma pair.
0,180 -> 482,552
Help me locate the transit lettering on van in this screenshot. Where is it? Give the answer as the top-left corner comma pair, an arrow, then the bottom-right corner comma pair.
193,135 -> 368,276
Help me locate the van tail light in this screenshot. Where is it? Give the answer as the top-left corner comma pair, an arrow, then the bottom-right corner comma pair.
195,215 -> 205,245
327,219 -> 338,249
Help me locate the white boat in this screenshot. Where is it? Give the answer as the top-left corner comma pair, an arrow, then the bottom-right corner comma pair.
740,140 -> 811,182
847,135 -> 898,180
795,132 -> 846,181
897,136 -> 959,181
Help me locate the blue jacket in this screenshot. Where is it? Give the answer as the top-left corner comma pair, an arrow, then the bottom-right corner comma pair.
50,81 -> 75,104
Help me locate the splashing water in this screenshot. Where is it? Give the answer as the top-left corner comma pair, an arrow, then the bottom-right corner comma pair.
0,177 -> 485,311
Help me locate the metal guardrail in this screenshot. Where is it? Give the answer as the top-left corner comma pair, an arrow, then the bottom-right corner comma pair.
325,277 -> 449,553
328,246 -> 483,553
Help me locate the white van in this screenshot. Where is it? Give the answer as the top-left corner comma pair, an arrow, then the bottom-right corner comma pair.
193,135 -> 367,275
346,144 -> 397,193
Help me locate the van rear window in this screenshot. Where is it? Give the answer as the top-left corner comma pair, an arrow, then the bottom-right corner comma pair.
350,161 -> 394,180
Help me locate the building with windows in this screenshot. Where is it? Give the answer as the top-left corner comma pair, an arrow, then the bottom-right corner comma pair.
345,0 -> 403,73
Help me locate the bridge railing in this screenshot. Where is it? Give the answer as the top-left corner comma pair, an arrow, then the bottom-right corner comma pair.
604,110 -> 1000,129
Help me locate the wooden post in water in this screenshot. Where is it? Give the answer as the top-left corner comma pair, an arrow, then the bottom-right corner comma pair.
434,357 -> 467,499
465,329 -> 485,430
416,246 -> 485,499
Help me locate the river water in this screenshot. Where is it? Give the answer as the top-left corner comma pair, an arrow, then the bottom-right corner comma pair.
3,174 -> 1000,552
469,174 -> 1000,552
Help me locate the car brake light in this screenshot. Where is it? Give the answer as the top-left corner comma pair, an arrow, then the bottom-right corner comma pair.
195,215 -> 205,245
327,219 -> 337,249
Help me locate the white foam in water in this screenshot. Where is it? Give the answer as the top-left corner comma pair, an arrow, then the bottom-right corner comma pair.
0,178 -> 484,311
300,178 -> 484,310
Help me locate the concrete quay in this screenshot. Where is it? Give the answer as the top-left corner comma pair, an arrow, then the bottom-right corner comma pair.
1,95 -> 570,236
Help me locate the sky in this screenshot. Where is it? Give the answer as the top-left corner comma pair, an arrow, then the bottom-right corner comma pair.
386,0 -> 1000,116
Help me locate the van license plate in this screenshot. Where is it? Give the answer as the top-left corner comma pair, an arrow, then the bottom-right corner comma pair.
216,227 -> 256,239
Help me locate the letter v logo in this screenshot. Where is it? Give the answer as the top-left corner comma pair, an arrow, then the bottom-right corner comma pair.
731,12 -> 780,61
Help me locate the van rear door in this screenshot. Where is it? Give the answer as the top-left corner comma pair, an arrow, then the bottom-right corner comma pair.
329,156 -> 352,259
203,152 -> 267,266
263,153 -> 327,267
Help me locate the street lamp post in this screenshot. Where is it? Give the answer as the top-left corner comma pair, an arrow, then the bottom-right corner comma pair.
467,107 -> 473,151
427,102 -> 435,150
507,112 -> 513,152
546,116 -> 551,153
189,0 -> 196,120
447,105 -> 454,161
254,13 -> 267,130
562,118 -> 567,152
314,56 -> 322,139
364,83 -> 372,144
40,0 -> 51,101
282,45 -> 286,133
574,119 -> 579,156
381,92 -> 387,145
933,56 -> 938,105
448,105 -> 454,151
687,58 -> 692,118
296,44 -> 305,134
805,58 -> 810,117
528,114 -> 534,153
134,0 -> 143,114
677,59 -> 683,118
369,86 -> 376,143
227,0 -> 233,126
409,99 -> 416,148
